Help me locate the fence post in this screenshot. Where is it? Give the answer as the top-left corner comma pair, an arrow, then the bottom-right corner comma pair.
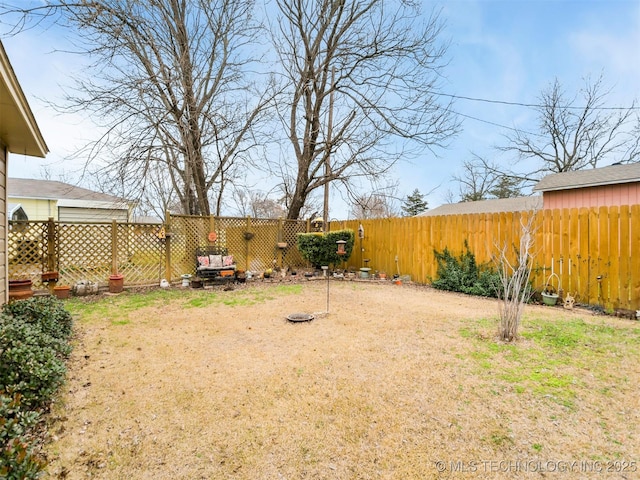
164,211 -> 172,282
111,219 -> 118,275
277,218 -> 284,269
46,217 -> 56,294
245,216 -> 252,272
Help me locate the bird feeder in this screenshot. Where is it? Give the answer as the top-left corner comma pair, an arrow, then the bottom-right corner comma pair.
336,240 -> 347,255
311,217 -> 324,232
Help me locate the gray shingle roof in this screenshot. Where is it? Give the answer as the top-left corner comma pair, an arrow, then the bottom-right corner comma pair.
8,178 -> 127,203
419,196 -> 542,216
533,163 -> 640,192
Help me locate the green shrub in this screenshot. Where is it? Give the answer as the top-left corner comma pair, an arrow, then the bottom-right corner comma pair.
432,241 -> 500,297
0,392 -> 45,480
2,296 -> 73,341
297,230 -> 354,268
0,318 -> 68,409
0,297 -> 73,478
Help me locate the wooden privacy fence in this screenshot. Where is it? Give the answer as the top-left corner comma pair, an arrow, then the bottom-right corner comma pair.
8,215 -> 310,290
9,206 -> 640,310
332,206 -> 640,311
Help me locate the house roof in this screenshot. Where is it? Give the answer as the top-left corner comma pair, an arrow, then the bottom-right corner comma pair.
0,41 -> 48,157
419,196 -> 542,217
533,163 -> 640,192
8,178 -> 129,206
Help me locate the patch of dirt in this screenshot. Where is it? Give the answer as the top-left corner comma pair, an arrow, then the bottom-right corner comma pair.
44,281 -> 640,479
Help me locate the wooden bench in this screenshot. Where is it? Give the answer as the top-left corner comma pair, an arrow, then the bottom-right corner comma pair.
195,246 -> 237,282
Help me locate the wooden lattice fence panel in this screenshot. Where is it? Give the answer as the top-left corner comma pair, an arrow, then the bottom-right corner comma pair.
117,223 -> 166,285
8,221 -> 49,287
244,218 -> 279,272
215,217 -> 248,270
57,223 -> 113,287
282,220 -> 308,268
169,215 -> 310,274
169,214 -> 209,277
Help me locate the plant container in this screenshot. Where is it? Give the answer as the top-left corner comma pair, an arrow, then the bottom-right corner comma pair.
359,267 -> 371,279
53,285 -> 71,299
42,271 -> 59,283
109,274 -> 124,293
8,279 -> 34,301
541,292 -> 559,306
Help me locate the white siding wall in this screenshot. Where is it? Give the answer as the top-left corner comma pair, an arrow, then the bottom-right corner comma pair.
58,206 -> 128,223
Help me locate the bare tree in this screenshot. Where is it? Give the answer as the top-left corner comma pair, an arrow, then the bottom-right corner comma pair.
494,212 -> 537,342
2,0 -> 274,216
349,192 -> 397,219
453,156 -> 497,202
452,155 -> 523,202
500,75 -> 640,184
270,0 -> 459,219
232,189 -> 287,218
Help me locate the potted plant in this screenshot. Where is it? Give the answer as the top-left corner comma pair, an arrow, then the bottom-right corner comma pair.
541,273 -> 560,306
109,273 -> 124,293
8,278 -> 34,301
53,284 -> 72,299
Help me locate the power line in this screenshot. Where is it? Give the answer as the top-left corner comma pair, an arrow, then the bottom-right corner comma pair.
451,110 -> 545,138
438,92 -> 639,111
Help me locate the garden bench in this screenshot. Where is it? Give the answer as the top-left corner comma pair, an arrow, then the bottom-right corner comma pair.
195,246 -> 237,282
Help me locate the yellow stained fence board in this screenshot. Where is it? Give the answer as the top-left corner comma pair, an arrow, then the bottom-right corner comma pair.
619,205 -> 630,308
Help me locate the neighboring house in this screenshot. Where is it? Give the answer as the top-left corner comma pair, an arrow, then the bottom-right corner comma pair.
419,196 -> 542,217
1,41 -> 48,303
8,202 -> 28,221
421,162 -> 640,218
8,178 -> 133,222
533,162 -> 640,209
132,214 -> 163,224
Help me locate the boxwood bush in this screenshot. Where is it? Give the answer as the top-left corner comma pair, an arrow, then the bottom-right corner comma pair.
0,296 -> 74,479
432,241 -> 500,297
297,229 -> 355,268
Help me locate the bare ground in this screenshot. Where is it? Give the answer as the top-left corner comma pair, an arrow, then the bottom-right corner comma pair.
44,280 -> 640,479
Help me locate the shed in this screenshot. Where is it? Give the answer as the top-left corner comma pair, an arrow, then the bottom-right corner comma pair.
533,163 -> 640,209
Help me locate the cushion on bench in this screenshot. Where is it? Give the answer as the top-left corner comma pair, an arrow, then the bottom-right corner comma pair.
196,248 -> 236,278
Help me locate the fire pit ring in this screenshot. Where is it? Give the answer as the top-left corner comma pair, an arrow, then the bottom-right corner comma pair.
286,312 -> 315,323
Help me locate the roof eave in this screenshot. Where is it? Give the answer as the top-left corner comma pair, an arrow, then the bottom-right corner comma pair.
0,41 -> 49,158
534,177 -> 640,193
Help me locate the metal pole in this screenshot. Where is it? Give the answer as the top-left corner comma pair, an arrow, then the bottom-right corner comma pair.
321,265 -> 330,314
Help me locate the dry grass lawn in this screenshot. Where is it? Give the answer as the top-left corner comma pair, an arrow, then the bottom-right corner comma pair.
44,281 -> 640,479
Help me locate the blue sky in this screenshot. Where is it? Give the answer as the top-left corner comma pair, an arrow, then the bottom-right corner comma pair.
3,0 -> 639,217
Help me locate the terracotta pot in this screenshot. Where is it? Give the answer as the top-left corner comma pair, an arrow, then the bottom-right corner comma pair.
42,271 -> 59,283
109,274 -> 124,293
8,279 -> 34,302
53,285 -> 71,300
